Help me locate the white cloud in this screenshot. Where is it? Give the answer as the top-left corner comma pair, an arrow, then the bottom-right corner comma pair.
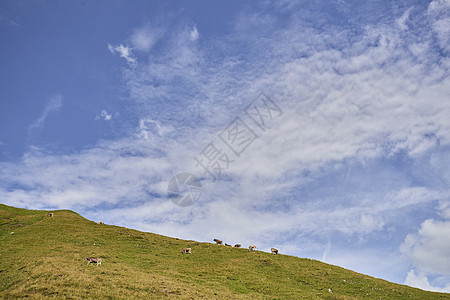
95,110 -> 113,121
108,43 -> 137,67
190,25 -> 199,41
428,0 -> 450,53
405,270 -> 450,293
0,135 -> 176,210
401,219 -> 450,275
138,118 -> 173,138
131,26 -> 163,52
28,95 -> 63,132
397,7 -> 412,30
439,201 -> 450,219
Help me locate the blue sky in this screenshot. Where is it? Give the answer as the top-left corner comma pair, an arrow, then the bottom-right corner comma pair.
1,0 -> 450,292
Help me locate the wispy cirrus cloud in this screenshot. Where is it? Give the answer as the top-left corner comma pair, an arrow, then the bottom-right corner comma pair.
428,0 -> 450,54
0,11 -> 19,27
28,95 -> 63,133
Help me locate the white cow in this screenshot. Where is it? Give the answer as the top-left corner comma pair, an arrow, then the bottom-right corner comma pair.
86,257 -> 102,266
181,248 -> 192,254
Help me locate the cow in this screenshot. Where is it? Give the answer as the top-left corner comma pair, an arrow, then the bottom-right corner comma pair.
47,213 -> 54,217
86,257 -> 102,266
249,245 -> 256,252
271,248 -> 279,254
234,244 -> 241,248
225,243 -> 232,247
213,239 -> 223,245
181,248 -> 192,254
98,221 -> 104,225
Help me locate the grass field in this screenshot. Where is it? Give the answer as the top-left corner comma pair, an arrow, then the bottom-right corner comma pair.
1,203 -> 449,299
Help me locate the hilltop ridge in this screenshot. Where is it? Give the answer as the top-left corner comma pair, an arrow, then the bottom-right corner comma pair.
1,204 -> 449,299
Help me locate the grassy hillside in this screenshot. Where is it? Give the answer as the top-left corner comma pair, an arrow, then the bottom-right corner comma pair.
1,204 -> 449,299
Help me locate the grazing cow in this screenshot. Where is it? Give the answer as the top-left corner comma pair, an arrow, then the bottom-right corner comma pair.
213,239 -> 223,245
225,243 -> 232,247
181,247 -> 192,254
98,221 -> 104,225
86,257 -> 102,266
234,244 -> 241,248
249,245 -> 256,252
271,248 -> 279,255
47,213 -> 54,217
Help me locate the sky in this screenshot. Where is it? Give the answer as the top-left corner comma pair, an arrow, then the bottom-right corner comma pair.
1,0 -> 450,293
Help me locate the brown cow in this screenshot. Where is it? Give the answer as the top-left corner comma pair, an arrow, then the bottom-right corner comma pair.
234,244 -> 241,248
271,248 -> 279,254
225,243 -> 232,247
181,248 -> 192,254
213,239 -> 223,245
47,213 -> 54,217
86,257 -> 102,266
249,245 -> 256,252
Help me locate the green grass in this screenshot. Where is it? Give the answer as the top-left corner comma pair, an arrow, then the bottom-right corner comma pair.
1,204 -> 449,299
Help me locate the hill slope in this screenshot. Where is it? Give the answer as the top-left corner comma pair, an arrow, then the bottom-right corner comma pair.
1,204 -> 449,299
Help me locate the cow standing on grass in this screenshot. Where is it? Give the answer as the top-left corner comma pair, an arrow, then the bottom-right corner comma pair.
86,257 -> 102,266
249,245 -> 256,252
213,239 -> 223,245
234,244 -> 241,248
271,248 -> 279,254
181,248 -> 192,254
